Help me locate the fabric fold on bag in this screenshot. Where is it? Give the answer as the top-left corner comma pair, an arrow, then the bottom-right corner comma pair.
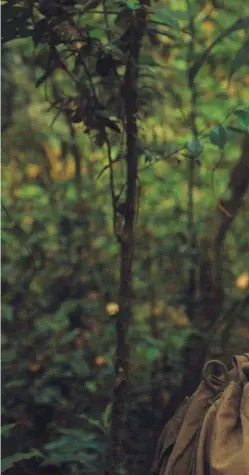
153,353 -> 249,475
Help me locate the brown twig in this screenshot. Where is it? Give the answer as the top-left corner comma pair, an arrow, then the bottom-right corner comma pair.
105,2 -> 149,474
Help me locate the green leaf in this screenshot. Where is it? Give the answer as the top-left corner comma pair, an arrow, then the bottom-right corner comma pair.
46,434 -> 105,454
5,379 -> 26,389
147,347 -> 160,361
229,38 -> 249,80
115,7 -> 132,29
105,44 -> 125,61
140,53 -> 160,68
126,0 -> 140,10
1,424 -> 16,437
58,329 -> 80,345
152,13 -> 179,30
102,403 -> 112,428
1,450 -> 43,473
89,28 -> 103,39
151,5 -> 181,29
16,184 -> 45,200
2,304 -> 13,322
147,24 -> 178,41
34,387 -> 61,405
189,16 -> 249,82
63,183 -> 77,202
141,335 -> 165,349
85,381 -> 97,393
79,414 -> 106,433
44,439 -> 70,451
210,125 -> 228,149
40,453 -> 97,469
168,9 -> 188,21
234,109 -> 249,130
186,139 -> 204,157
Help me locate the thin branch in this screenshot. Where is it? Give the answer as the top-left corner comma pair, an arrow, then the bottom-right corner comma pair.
149,19 -> 191,36
76,10 -> 120,15
228,126 -> 248,135
186,0 -> 198,320
104,131 -> 118,237
139,146 -> 186,171
67,120 -> 82,200
97,156 -> 121,180
189,16 -> 249,82
66,17 -> 100,100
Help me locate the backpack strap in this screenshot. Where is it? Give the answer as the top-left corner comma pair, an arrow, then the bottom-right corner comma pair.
202,359 -> 229,394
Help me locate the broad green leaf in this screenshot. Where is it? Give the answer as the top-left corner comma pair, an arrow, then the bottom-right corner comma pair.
147,347 -> 160,361
152,9 -> 179,30
1,450 -> 43,473
151,3 -> 182,29
126,0 -> 140,10
1,424 -> 16,437
186,139 -> 204,157
89,29 -> 103,39
169,9 -> 188,21
44,438 -> 70,451
234,109 -> 249,130
210,125 -> 228,149
140,53 -> 160,68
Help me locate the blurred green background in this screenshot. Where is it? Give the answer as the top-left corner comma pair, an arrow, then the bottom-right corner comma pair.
1,0 -> 249,474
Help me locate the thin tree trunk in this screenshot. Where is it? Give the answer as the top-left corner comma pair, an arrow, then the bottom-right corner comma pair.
105,3 -> 149,474
199,133 -> 249,328
186,0 -> 198,320
160,133 -> 249,431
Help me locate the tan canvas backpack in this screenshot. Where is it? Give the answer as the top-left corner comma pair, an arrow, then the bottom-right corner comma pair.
153,353 -> 249,475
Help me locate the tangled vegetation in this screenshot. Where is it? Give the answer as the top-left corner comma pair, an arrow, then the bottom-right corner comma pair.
1,1 -> 249,474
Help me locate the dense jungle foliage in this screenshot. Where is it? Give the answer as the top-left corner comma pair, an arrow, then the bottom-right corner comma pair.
1,0 -> 249,474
